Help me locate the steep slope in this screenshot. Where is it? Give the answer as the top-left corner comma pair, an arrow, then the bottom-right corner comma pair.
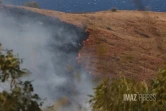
9,5 -> 166,81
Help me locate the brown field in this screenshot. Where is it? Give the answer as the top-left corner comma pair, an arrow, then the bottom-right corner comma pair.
16,6 -> 166,81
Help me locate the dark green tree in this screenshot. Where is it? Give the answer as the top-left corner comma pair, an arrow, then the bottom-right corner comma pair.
0,43 -> 42,111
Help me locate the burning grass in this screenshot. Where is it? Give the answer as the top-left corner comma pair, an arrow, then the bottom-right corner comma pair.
14,5 -> 166,81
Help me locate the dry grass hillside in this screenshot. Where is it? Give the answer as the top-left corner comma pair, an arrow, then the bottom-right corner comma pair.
15,6 -> 166,81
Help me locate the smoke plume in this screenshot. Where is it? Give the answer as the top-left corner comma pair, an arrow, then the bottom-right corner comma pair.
0,6 -> 94,111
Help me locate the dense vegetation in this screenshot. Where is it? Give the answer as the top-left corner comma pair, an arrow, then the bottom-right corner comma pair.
89,68 -> 166,111
0,43 -> 42,111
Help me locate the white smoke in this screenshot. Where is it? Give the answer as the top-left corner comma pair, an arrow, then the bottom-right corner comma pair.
0,7 -> 94,111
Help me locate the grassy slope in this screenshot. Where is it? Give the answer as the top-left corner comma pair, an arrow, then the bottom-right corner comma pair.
17,6 -> 166,81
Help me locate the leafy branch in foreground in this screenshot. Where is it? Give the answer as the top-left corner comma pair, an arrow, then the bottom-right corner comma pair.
89,68 -> 166,111
0,43 -> 42,111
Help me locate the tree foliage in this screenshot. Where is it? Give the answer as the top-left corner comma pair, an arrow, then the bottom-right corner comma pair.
0,43 -> 42,111
89,68 -> 166,111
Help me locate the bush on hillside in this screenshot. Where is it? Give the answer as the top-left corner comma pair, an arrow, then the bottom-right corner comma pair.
89,68 -> 166,111
25,1 -> 40,9
111,8 -> 117,12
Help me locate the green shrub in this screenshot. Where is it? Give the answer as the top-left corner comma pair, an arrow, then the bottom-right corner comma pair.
111,8 -> 117,12
25,1 -> 40,9
89,68 -> 166,111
